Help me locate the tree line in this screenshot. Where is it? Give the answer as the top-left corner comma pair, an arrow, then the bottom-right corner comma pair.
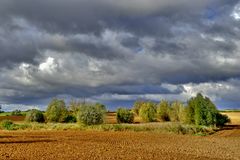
130,93 -> 230,126
25,93 -> 230,126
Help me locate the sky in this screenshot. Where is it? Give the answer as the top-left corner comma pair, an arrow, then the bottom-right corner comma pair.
0,0 -> 240,111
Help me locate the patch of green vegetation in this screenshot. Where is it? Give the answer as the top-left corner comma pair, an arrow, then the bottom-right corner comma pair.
77,104 -> 106,125
0,112 -> 11,116
220,109 -> 240,112
116,108 -> 134,123
1,119 -> 15,130
0,122 -> 216,136
25,109 -> 45,123
0,111 -> 28,116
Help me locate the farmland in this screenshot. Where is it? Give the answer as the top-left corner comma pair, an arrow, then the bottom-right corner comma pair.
0,127 -> 239,159
0,112 -> 239,159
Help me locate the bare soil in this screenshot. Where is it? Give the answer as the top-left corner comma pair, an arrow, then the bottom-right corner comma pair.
0,129 -> 239,160
0,116 -> 25,122
0,112 -> 239,160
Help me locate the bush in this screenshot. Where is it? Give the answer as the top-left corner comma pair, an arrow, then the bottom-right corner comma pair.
77,104 -> 106,125
216,113 -> 230,126
157,100 -> 170,121
25,109 -> 45,123
45,98 -> 68,122
139,102 -> 157,122
116,108 -> 134,123
1,120 -> 14,130
64,114 -> 77,123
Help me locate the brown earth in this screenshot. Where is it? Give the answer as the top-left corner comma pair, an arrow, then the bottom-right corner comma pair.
0,112 -> 239,160
0,129 -> 239,160
0,116 -> 25,122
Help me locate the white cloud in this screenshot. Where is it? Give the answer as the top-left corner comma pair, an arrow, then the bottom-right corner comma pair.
1,104 -> 41,112
212,36 -> 225,42
182,80 -> 240,102
39,57 -> 58,74
231,3 -> 240,21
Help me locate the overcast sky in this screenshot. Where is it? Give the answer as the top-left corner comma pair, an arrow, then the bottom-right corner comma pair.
0,0 -> 240,111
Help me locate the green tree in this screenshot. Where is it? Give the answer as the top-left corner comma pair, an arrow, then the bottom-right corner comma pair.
185,93 -> 219,126
45,98 -> 68,122
157,100 -> 170,121
169,101 -> 185,122
139,102 -> 157,122
185,98 -> 195,124
132,100 -> 145,115
69,100 -> 84,116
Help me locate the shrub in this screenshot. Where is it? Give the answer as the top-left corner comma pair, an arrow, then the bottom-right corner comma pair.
1,120 -> 14,130
45,98 -> 68,122
25,109 -> 45,123
157,100 -> 170,121
216,113 -> 230,126
77,104 -> 106,125
64,114 -> 77,123
139,102 -> 157,122
116,108 -> 134,123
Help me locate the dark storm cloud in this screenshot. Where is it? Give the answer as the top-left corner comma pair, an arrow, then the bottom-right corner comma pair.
0,0 -> 240,109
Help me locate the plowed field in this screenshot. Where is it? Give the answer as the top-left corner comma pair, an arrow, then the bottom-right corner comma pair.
0,129 -> 239,160
0,116 -> 25,122
0,112 -> 239,160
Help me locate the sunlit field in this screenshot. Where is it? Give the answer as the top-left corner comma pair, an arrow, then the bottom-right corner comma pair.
221,111 -> 240,124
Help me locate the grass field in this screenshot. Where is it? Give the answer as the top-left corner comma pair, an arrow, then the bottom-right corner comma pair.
0,111 -> 28,116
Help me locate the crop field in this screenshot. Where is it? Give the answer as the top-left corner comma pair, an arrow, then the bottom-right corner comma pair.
0,111 -> 239,160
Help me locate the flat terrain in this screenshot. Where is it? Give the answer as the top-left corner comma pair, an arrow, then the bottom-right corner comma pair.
0,112 -> 239,160
0,116 -> 25,122
221,112 -> 240,124
0,130 -> 239,160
